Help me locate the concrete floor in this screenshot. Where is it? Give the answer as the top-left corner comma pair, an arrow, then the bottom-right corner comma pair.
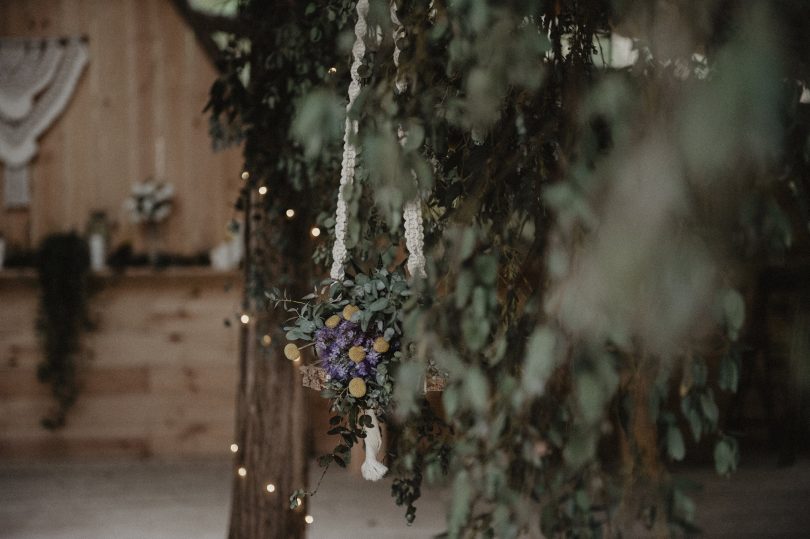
1,457 -> 809,538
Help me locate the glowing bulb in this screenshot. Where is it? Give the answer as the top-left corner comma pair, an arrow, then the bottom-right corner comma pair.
285,209 -> 295,218
241,171 -> 250,180
266,483 -> 276,493
237,467 -> 247,477
240,314 -> 250,325
310,227 -> 321,237
328,66 -> 337,74
261,334 -> 272,347
258,186 -> 268,195
230,443 -> 239,453
305,515 -> 314,524
293,497 -> 302,508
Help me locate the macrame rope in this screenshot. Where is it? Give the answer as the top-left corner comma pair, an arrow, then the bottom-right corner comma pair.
327,0 -> 389,481
391,1 -> 427,279
330,0 -> 370,281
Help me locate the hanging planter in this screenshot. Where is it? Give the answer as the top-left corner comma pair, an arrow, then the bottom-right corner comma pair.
271,267 -> 415,481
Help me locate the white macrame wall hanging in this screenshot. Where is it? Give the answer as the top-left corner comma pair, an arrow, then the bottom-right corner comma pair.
0,37 -> 89,208
328,0 -> 427,481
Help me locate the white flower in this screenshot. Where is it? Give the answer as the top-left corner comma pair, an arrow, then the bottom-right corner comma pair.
125,181 -> 175,224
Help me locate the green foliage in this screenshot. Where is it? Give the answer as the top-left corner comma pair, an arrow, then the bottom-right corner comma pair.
210,0 -> 810,536
35,233 -> 93,430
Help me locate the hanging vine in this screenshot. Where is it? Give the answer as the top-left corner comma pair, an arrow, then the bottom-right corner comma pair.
35,232 -> 93,430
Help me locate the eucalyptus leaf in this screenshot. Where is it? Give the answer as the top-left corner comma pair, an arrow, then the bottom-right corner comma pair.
667,425 -> 686,461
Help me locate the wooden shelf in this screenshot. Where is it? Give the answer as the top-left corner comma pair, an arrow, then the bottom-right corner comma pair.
0,266 -> 241,283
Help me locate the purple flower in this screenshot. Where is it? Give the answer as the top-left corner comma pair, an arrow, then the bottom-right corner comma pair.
314,318 -> 395,382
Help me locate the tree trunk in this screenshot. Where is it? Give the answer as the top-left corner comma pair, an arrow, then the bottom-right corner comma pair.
228,191 -> 309,539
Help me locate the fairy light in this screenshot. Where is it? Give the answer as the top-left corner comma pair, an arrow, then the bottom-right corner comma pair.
265,483 -> 276,493
292,496 -> 302,508
237,467 -> 247,477
285,209 -> 295,218
230,443 -> 239,453
310,227 -> 321,237
258,186 -> 268,195
305,515 -> 314,524
261,334 -> 272,347
240,314 -> 250,325
241,171 -> 250,180
328,66 -> 337,75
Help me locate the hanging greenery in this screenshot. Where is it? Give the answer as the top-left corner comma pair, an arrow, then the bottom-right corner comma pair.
35,232 -> 93,430
208,0 -> 810,535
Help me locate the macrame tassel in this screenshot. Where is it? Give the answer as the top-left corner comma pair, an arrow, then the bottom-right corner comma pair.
360,409 -> 388,481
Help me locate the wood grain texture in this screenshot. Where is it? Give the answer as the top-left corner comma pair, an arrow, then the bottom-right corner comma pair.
0,0 -> 243,255
0,271 -> 241,458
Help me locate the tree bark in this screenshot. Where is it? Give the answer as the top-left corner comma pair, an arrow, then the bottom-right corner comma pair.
228,191 -> 309,539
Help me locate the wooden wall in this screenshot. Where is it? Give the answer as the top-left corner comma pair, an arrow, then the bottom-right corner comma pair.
0,0 -> 243,255
0,270 -> 241,458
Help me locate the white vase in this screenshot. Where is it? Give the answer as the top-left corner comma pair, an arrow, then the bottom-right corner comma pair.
89,233 -> 105,271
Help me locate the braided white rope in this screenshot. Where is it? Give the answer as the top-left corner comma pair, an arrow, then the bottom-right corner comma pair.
330,0 -> 370,281
391,1 -> 426,279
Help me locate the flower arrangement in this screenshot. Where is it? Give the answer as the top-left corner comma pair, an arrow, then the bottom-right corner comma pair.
274,267 -> 409,410
124,180 -> 174,265
124,180 -> 174,224
269,267 -> 412,500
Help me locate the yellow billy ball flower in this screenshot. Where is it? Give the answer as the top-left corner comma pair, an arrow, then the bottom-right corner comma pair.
348,345 -> 366,363
372,337 -> 390,353
342,304 -> 360,321
348,377 -> 367,398
325,315 -> 341,329
283,343 -> 300,361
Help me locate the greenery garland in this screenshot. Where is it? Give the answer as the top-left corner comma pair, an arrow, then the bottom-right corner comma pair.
35,233 -> 93,430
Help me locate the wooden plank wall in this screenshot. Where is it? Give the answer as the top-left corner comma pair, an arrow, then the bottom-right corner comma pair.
0,270 -> 241,458
0,0 -> 243,255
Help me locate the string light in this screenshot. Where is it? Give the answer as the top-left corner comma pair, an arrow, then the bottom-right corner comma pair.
305,515 -> 314,524
241,171 -> 250,180
265,483 -> 276,493
261,334 -> 272,347
258,186 -> 268,195
230,443 -> 239,453
328,66 -> 337,75
237,467 -> 247,477
292,497 -> 302,508
310,227 -> 321,237
240,314 -> 250,325
285,209 -> 296,218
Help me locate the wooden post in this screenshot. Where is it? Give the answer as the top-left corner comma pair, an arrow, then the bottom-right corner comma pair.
227,189 -> 309,538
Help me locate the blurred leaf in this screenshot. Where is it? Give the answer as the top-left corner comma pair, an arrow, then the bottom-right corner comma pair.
290,90 -> 344,158
667,425 -> 686,461
463,367 -> 489,413
522,326 -> 557,396
722,289 -> 745,341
